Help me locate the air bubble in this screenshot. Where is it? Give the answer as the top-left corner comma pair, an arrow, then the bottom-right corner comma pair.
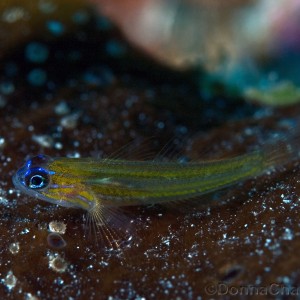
49,221 -> 66,234
0,137 -> 5,149
2,7 -> 28,23
60,113 -> 80,129
9,242 -> 20,254
105,40 -> 126,57
54,101 -> 70,115
2,271 -> 17,291
54,142 -> 63,150
46,20 -> 65,36
25,293 -> 39,300
32,134 -> 54,148
49,254 -> 68,273
27,68 -> 47,86
0,81 -> 15,95
25,42 -> 49,63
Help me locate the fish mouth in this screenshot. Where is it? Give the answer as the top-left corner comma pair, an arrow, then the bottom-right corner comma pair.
12,167 -> 36,195
12,168 -> 70,206
12,169 -> 34,197
12,169 -> 25,191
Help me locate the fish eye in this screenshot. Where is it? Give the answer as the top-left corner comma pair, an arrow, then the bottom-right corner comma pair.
24,167 -> 50,190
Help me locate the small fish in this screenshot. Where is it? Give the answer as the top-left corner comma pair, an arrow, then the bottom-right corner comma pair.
12,136 -> 299,248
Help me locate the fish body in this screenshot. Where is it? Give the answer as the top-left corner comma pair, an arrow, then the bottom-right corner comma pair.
12,137 -> 298,248
13,143 -> 288,211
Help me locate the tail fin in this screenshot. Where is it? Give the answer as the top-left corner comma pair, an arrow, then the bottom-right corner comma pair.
263,133 -> 300,169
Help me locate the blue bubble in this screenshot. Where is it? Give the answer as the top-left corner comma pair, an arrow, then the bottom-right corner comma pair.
0,81 -> 15,95
105,40 -> 126,57
27,68 -> 47,86
96,16 -> 112,31
46,20 -> 65,36
72,10 -> 89,24
83,66 -> 114,86
25,42 -> 49,63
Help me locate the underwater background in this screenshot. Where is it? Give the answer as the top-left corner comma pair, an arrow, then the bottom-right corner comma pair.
1,0 -> 300,299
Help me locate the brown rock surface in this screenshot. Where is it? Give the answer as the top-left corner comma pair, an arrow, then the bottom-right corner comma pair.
1,1 -> 300,299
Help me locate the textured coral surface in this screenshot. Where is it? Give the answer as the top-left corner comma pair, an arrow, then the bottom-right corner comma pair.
1,1 -> 300,299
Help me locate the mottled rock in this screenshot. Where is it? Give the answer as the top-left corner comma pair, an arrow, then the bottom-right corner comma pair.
1,1 -> 300,300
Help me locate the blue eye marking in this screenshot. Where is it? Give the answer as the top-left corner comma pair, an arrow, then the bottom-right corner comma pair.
13,155 -> 56,198
25,154 -> 53,169
24,167 -> 51,190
